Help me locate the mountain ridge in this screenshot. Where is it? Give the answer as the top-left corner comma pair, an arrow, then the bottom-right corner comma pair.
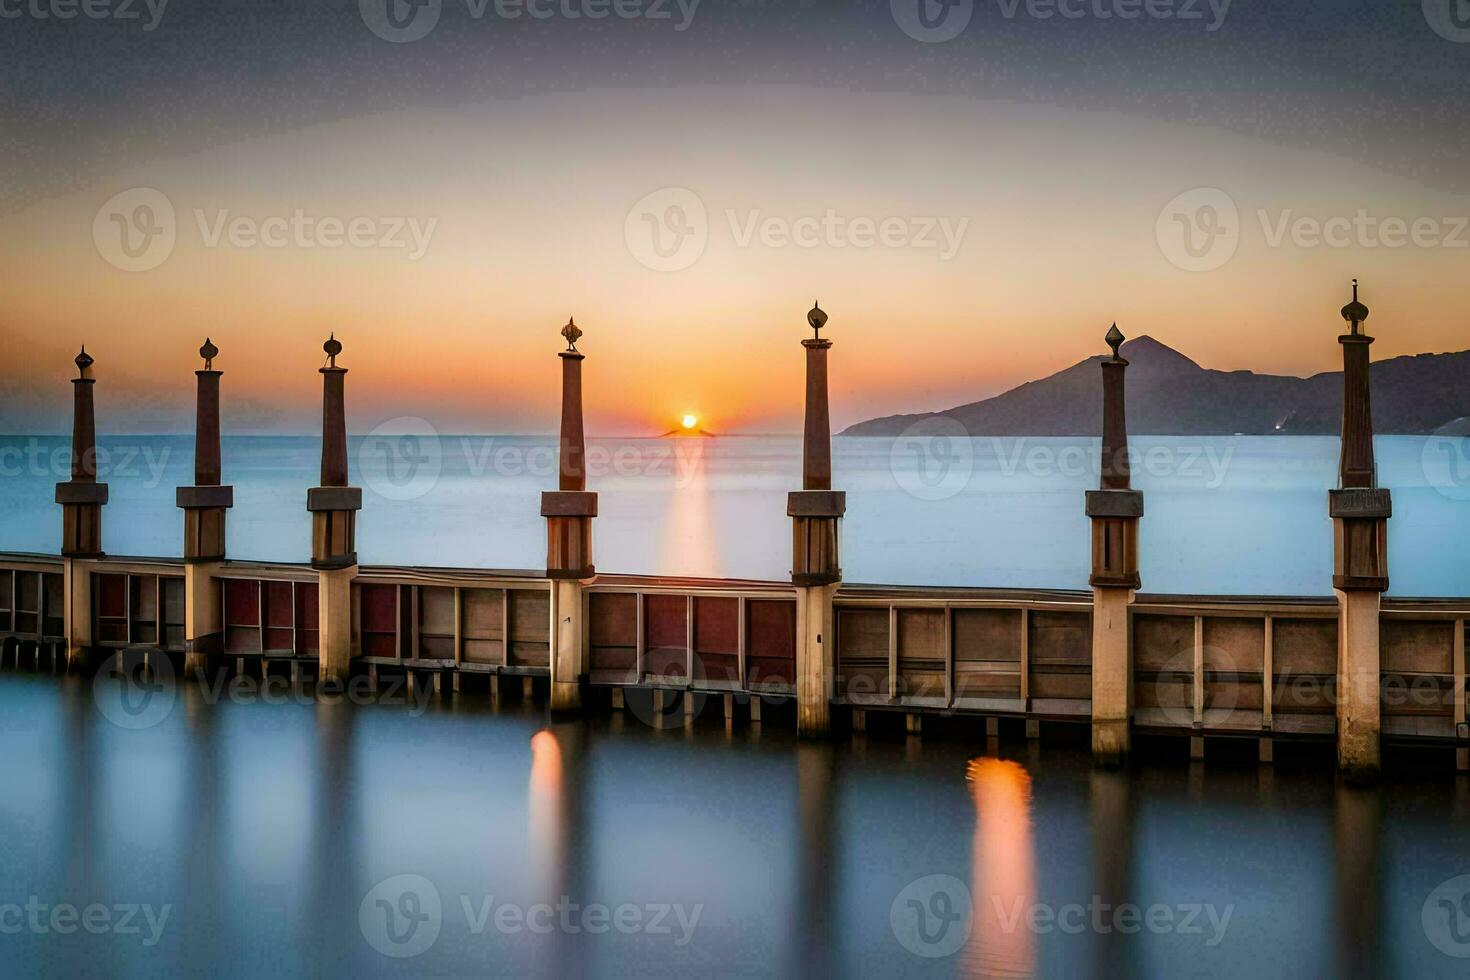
840,336 -> 1470,437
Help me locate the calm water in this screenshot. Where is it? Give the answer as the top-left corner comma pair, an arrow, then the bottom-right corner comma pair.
2,433 -> 1469,595
3,673 -> 1470,978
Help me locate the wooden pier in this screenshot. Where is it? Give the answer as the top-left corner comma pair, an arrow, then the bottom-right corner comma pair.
3,286 -> 1461,775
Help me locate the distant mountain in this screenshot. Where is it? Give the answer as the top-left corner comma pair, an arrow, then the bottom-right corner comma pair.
841,336 -> 1470,437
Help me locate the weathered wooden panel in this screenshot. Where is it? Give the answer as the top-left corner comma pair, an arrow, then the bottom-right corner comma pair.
0,570 -> 11,623
1203,617 -> 1264,673
693,596 -> 739,685
1382,619 -> 1453,675
358,583 -> 399,659
589,591 -> 637,684
953,609 -> 1020,662
897,608 -> 946,702
1029,611 -> 1090,665
461,588 -> 504,665
263,580 -> 293,653
1205,677 -> 1263,711
836,607 -> 888,701
94,572 -> 128,644
1134,615 -> 1193,671
415,586 -> 455,660
294,582 -> 319,655
643,594 -> 687,679
44,573 -> 65,638
507,589 -> 550,668
224,578 -> 261,653
1273,618 -> 1336,676
1029,670 -> 1091,700
747,599 -> 796,687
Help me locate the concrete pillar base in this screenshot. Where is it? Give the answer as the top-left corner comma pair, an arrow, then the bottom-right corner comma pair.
1336,588 -> 1381,780
317,565 -> 356,688
182,561 -> 223,682
1091,585 -> 1133,767
1025,719 -> 1040,739
549,579 -> 585,713
986,717 -> 999,737
851,708 -> 866,732
795,583 -> 837,737
906,713 -> 922,735
750,695 -> 762,724
1190,735 -> 1205,761
62,558 -> 95,674
1259,737 -> 1274,765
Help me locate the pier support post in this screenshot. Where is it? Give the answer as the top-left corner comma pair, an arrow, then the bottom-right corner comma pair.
542,319 -> 597,714
308,336 -> 362,689
789,303 -> 844,738
1331,282 -> 1388,782
1087,326 -> 1141,768
178,341 -> 232,680
56,349 -> 108,672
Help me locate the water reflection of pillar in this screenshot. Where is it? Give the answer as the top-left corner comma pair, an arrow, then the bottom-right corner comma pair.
530,725 -> 588,977
1332,783 -> 1382,979
965,758 -> 1036,980
793,742 -> 836,975
307,700 -> 357,973
659,437 -> 716,578
1088,768 -> 1136,977
181,686 -> 223,952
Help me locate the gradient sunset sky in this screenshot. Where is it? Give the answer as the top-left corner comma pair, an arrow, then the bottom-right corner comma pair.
2,0 -> 1467,435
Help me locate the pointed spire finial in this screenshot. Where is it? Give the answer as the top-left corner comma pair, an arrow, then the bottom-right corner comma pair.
324,333 -> 342,368
74,346 -> 93,379
807,301 -> 828,340
1340,278 -> 1369,335
561,316 -> 582,352
200,337 -> 218,370
1105,323 -> 1125,360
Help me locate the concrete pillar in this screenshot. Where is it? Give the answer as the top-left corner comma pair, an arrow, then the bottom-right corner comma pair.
795,583 -> 836,735
789,303 -> 844,737
318,565 -> 355,685
178,340 -> 232,680
1331,281 -> 1388,780
61,557 -> 95,672
542,319 -> 597,712
308,336 -> 362,689
550,578 -> 585,712
1086,325 -> 1141,767
55,348 -> 109,673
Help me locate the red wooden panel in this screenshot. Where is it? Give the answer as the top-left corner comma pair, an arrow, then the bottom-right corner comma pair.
225,579 -> 259,625
0,570 -> 10,612
694,597 -> 738,654
747,599 -> 796,686
644,594 -> 687,678
264,581 -> 294,628
295,583 -> 319,631
96,573 -> 127,619
360,584 -> 397,633
589,593 -> 637,647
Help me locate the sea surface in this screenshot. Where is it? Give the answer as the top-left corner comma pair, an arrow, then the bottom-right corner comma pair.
2,433 -> 1469,596
1,674 -> 1468,978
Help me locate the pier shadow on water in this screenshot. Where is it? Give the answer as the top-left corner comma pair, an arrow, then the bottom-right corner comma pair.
2,672 -> 1470,978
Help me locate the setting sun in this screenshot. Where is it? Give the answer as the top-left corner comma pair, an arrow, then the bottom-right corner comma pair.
681,414 -> 698,430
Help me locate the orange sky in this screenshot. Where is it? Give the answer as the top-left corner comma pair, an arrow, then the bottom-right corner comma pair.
2,89 -> 1466,435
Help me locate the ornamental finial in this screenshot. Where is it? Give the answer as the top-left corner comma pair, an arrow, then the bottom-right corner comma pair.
1340,278 -> 1369,335
324,333 -> 342,368
562,317 -> 582,352
1105,323 -> 1125,360
807,301 -> 828,340
200,337 -> 218,370
74,346 -> 93,379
